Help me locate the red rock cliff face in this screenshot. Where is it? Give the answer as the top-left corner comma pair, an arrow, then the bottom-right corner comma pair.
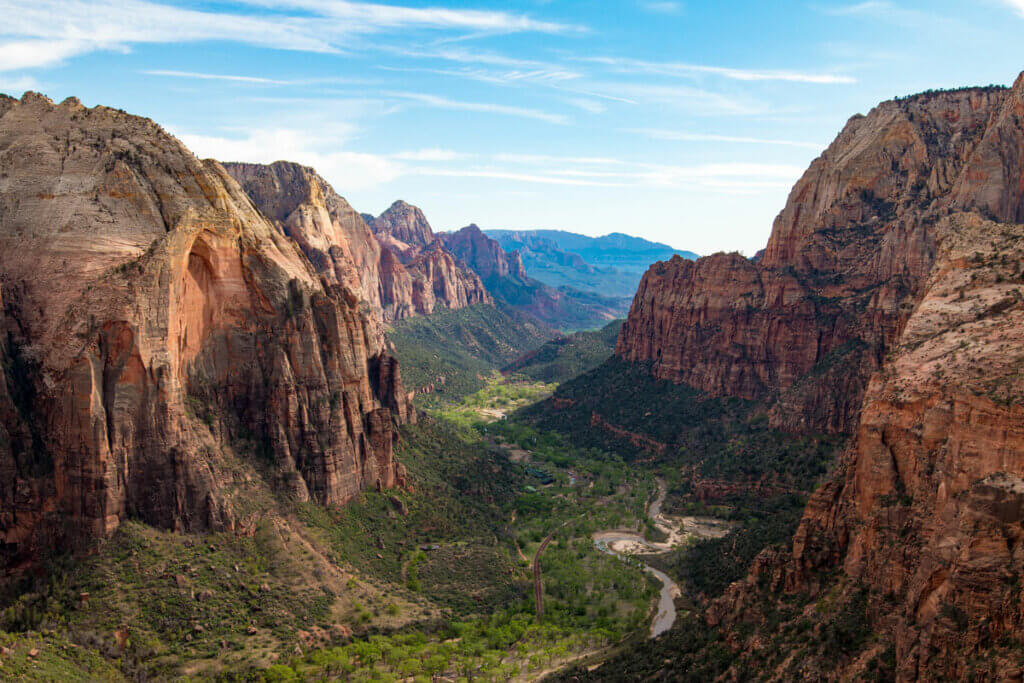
617,83 -> 1016,433
713,212 -> 1024,679
367,202 -> 492,320
689,75 -> 1024,679
439,224 -> 529,281
0,94 -> 411,568
227,166 -> 490,322
223,161 -> 384,312
368,200 -> 436,251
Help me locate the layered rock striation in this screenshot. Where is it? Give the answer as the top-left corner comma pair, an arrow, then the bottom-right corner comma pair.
635,74 -> 1024,679
618,82 -> 1018,434
714,211 -> 1024,678
0,94 -> 411,568
226,167 -> 490,322
439,224 -> 529,281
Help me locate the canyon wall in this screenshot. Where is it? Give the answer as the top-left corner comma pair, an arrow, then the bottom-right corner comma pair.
0,93 -> 411,568
648,74 -> 1024,679
617,84 -> 1013,433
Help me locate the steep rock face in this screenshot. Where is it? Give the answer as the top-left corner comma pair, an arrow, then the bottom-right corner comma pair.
440,224 -> 529,281
712,212 -> 1024,679
366,202 -> 492,319
618,83 -> 1016,433
227,170 -> 490,321
368,200 -> 436,251
223,162 -> 383,311
0,93 -> 410,568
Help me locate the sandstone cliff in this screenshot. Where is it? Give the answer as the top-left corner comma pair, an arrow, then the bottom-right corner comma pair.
711,211 -> 1024,679
635,75 -> 1024,680
0,93 -> 411,569
440,224 -> 528,281
226,168 -> 490,321
367,200 -> 436,251
617,82 -> 1017,434
223,161 -> 384,311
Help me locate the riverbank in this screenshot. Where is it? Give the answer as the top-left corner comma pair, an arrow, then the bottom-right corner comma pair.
592,479 -> 731,637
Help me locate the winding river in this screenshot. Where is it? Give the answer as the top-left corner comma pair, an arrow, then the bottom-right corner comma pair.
592,479 -> 731,638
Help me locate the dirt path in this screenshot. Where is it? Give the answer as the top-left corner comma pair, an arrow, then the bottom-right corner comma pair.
532,531 -> 557,619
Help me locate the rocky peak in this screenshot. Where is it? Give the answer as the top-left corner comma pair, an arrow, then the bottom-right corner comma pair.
617,78 -> 1022,434
224,160 -> 384,312
439,224 -> 529,281
368,199 -> 436,248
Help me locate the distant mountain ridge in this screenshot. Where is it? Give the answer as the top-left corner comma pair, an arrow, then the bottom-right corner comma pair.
485,229 -> 697,298
440,224 -> 629,331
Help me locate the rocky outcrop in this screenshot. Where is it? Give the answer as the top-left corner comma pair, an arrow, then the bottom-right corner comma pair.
439,224 -> 528,281
367,200 -> 436,251
226,169 -> 490,321
667,74 -> 1024,679
0,93 -> 411,568
712,211 -> 1024,679
617,82 -> 1017,434
223,161 -> 384,311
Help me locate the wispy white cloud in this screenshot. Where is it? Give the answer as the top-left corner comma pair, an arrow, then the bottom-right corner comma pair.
0,74 -> 39,93
1002,0 -> 1024,16
0,38 -> 97,72
144,70 -> 291,84
378,65 -> 581,86
817,1 -> 967,32
176,120 -> 802,195
390,148 -> 469,161
631,128 -> 824,149
414,155 -> 803,191
0,0 -> 576,72
414,167 -> 623,187
177,126 -> 405,191
823,1 -> 892,15
494,153 -> 629,165
236,0 -> 583,34
595,83 -> 763,115
384,91 -> 568,124
566,97 -> 606,114
581,56 -> 855,84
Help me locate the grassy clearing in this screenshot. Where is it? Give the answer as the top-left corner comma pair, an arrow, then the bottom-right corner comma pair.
431,373 -> 556,427
387,303 -> 552,407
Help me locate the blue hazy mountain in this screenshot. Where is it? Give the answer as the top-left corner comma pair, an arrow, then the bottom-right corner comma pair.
485,229 -> 698,298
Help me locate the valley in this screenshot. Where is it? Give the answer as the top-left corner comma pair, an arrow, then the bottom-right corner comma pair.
1,63 -> 1023,683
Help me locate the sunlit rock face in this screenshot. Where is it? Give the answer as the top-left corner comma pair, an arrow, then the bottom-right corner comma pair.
618,82 -> 1019,435
674,74 -> 1024,679
0,93 -> 411,568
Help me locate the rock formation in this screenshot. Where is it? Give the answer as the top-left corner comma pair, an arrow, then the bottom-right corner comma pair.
226,167 -> 490,321
713,210 -> 1024,679
442,224 -> 625,330
440,224 -> 529,281
616,74 -> 1024,678
0,93 -> 411,569
617,82 -> 1015,434
367,200 -> 436,252
223,161 -> 384,311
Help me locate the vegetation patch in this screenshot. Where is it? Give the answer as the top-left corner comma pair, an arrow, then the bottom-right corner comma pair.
504,320 -> 623,384
388,303 -> 553,406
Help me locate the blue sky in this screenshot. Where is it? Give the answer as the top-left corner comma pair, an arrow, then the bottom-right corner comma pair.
1,1 -> 1022,254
